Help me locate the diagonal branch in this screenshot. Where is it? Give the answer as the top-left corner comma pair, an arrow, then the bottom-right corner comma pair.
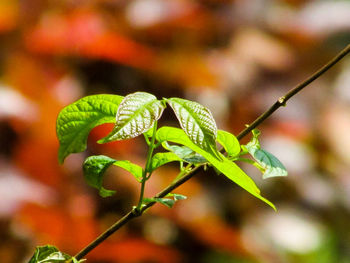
237,44 -> 350,140
74,43 -> 350,261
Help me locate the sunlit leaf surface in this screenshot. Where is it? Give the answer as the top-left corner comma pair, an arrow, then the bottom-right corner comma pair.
156,126 -> 275,209
56,94 -> 123,163
217,130 -> 240,157
99,92 -> 164,143
28,245 -> 79,263
166,98 -> 221,159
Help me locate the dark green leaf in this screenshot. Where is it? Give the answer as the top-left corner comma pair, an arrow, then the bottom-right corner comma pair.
99,92 -> 164,143
150,152 -> 182,171
28,245 -> 75,263
56,94 -> 123,163
217,130 -> 240,157
83,155 -> 116,197
156,127 -> 275,209
166,98 -> 221,160
83,156 -> 144,197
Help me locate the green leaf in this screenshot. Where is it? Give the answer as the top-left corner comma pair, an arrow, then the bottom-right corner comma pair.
83,155 -> 117,197
99,92 -> 165,143
144,124 -> 155,138
56,94 -> 123,164
150,152 -> 182,171
162,142 -> 207,164
143,197 -> 176,208
28,245 -> 74,263
113,160 -> 143,182
166,98 -> 221,160
156,127 -> 275,209
217,130 -> 240,157
244,129 -> 288,179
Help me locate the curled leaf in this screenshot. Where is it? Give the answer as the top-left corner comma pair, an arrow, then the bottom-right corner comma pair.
83,155 -> 144,197
83,155 -> 117,197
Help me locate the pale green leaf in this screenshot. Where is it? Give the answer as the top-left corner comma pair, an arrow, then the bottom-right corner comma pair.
167,193 -> 187,201
56,94 -> 123,164
244,129 -> 288,179
83,155 -> 116,197
217,130 -> 240,157
99,92 -> 164,143
150,152 -> 182,171
251,149 -> 288,179
166,98 -> 221,160
28,245 -> 72,263
113,160 -> 143,182
156,127 -> 275,209
162,142 -> 207,164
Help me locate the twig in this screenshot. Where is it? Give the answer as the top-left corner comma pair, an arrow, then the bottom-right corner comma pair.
237,44 -> 350,140
74,43 -> 350,261
74,165 -> 202,260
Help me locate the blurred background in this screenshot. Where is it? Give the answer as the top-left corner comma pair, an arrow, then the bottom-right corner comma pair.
0,0 -> 350,262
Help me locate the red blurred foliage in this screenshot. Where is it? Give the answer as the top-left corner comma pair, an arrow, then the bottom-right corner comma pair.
25,10 -> 156,69
0,1 -> 18,33
14,138 -> 62,187
16,203 -> 98,253
89,238 -> 181,263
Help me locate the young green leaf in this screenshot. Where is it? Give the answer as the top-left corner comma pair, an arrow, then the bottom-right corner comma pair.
217,130 -> 240,157
83,155 -> 117,197
99,92 -> 164,143
143,197 -> 175,208
166,97 -> 221,160
167,193 -> 187,201
244,129 -> 288,179
56,94 -> 123,164
156,126 -> 275,209
162,142 -> 207,164
150,152 -> 182,171
252,149 -> 288,179
28,245 -> 78,263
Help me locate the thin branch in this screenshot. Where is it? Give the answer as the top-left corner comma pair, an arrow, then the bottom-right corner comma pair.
74,43 -> 350,261
237,44 -> 350,140
74,165 -> 202,260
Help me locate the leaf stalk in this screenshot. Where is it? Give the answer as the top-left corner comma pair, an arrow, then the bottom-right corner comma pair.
136,121 -> 158,212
